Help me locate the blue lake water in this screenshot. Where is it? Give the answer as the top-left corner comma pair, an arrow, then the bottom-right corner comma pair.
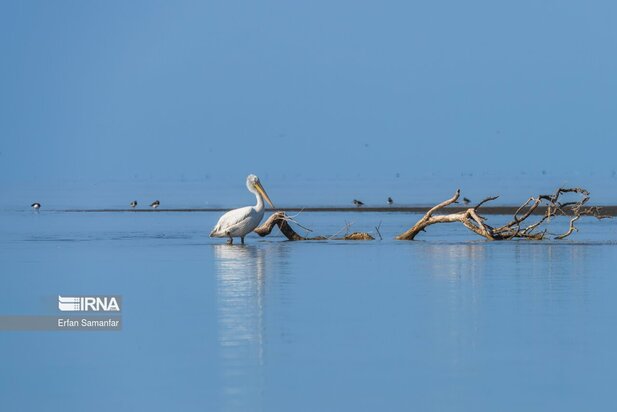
1,208 -> 617,411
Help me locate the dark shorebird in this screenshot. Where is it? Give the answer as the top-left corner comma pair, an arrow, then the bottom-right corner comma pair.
130,200 -> 137,208
463,197 -> 471,205
31,202 -> 41,210
353,199 -> 364,207
150,200 -> 160,209
387,197 -> 393,205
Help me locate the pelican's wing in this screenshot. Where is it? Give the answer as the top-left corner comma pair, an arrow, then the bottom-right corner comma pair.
210,206 -> 254,237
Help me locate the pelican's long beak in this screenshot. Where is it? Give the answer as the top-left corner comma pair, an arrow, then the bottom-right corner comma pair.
255,182 -> 274,208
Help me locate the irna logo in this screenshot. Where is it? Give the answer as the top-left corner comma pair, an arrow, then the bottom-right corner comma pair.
58,295 -> 121,312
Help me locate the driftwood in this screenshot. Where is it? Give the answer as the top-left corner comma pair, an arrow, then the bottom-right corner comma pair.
254,212 -> 374,241
253,187 -> 606,242
396,187 -> 607,241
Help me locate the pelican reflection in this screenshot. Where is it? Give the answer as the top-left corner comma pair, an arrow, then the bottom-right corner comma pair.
214,244 -> 266,410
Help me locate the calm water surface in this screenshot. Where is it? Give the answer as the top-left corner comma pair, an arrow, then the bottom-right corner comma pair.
1,210 -> 616,411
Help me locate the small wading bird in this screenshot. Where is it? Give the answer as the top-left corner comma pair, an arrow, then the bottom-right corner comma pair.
210,174 -> 274,244
387,197 -> 393,205
31,202 -> 41,210
130,200 -> 137,208
150,200 -> 160,209
353,199 -> 364,207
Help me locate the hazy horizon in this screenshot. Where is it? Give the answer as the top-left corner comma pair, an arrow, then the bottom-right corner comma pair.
2,1 -> 616,186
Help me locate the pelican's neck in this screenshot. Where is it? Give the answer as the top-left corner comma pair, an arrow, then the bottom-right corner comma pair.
249,185 -> 264,213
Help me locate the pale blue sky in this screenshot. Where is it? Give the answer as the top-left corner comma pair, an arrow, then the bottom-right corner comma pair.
1,1 -> 616,185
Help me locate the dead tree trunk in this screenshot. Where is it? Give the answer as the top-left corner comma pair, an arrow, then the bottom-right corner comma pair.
396,187 -> 607,241
253,187 -> 605,242
254,212 -> 374,241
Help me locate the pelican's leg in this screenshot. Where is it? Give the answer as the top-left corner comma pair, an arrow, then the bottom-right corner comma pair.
240,236 -> 245,244
226,233 -> 233,245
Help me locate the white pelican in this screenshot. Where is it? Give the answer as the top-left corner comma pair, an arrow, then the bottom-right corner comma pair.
31,202 -> 41,210
150,200 -> 160,208
210,174 -> 274,244
130,200 -> 137,208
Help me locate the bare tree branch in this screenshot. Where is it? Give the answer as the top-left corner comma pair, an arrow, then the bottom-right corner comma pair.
254,212 -> 374,241
397,187 -> 606,241
555,215 -> 580,240
395,189 -> 461,240
254,187 -> 606,242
